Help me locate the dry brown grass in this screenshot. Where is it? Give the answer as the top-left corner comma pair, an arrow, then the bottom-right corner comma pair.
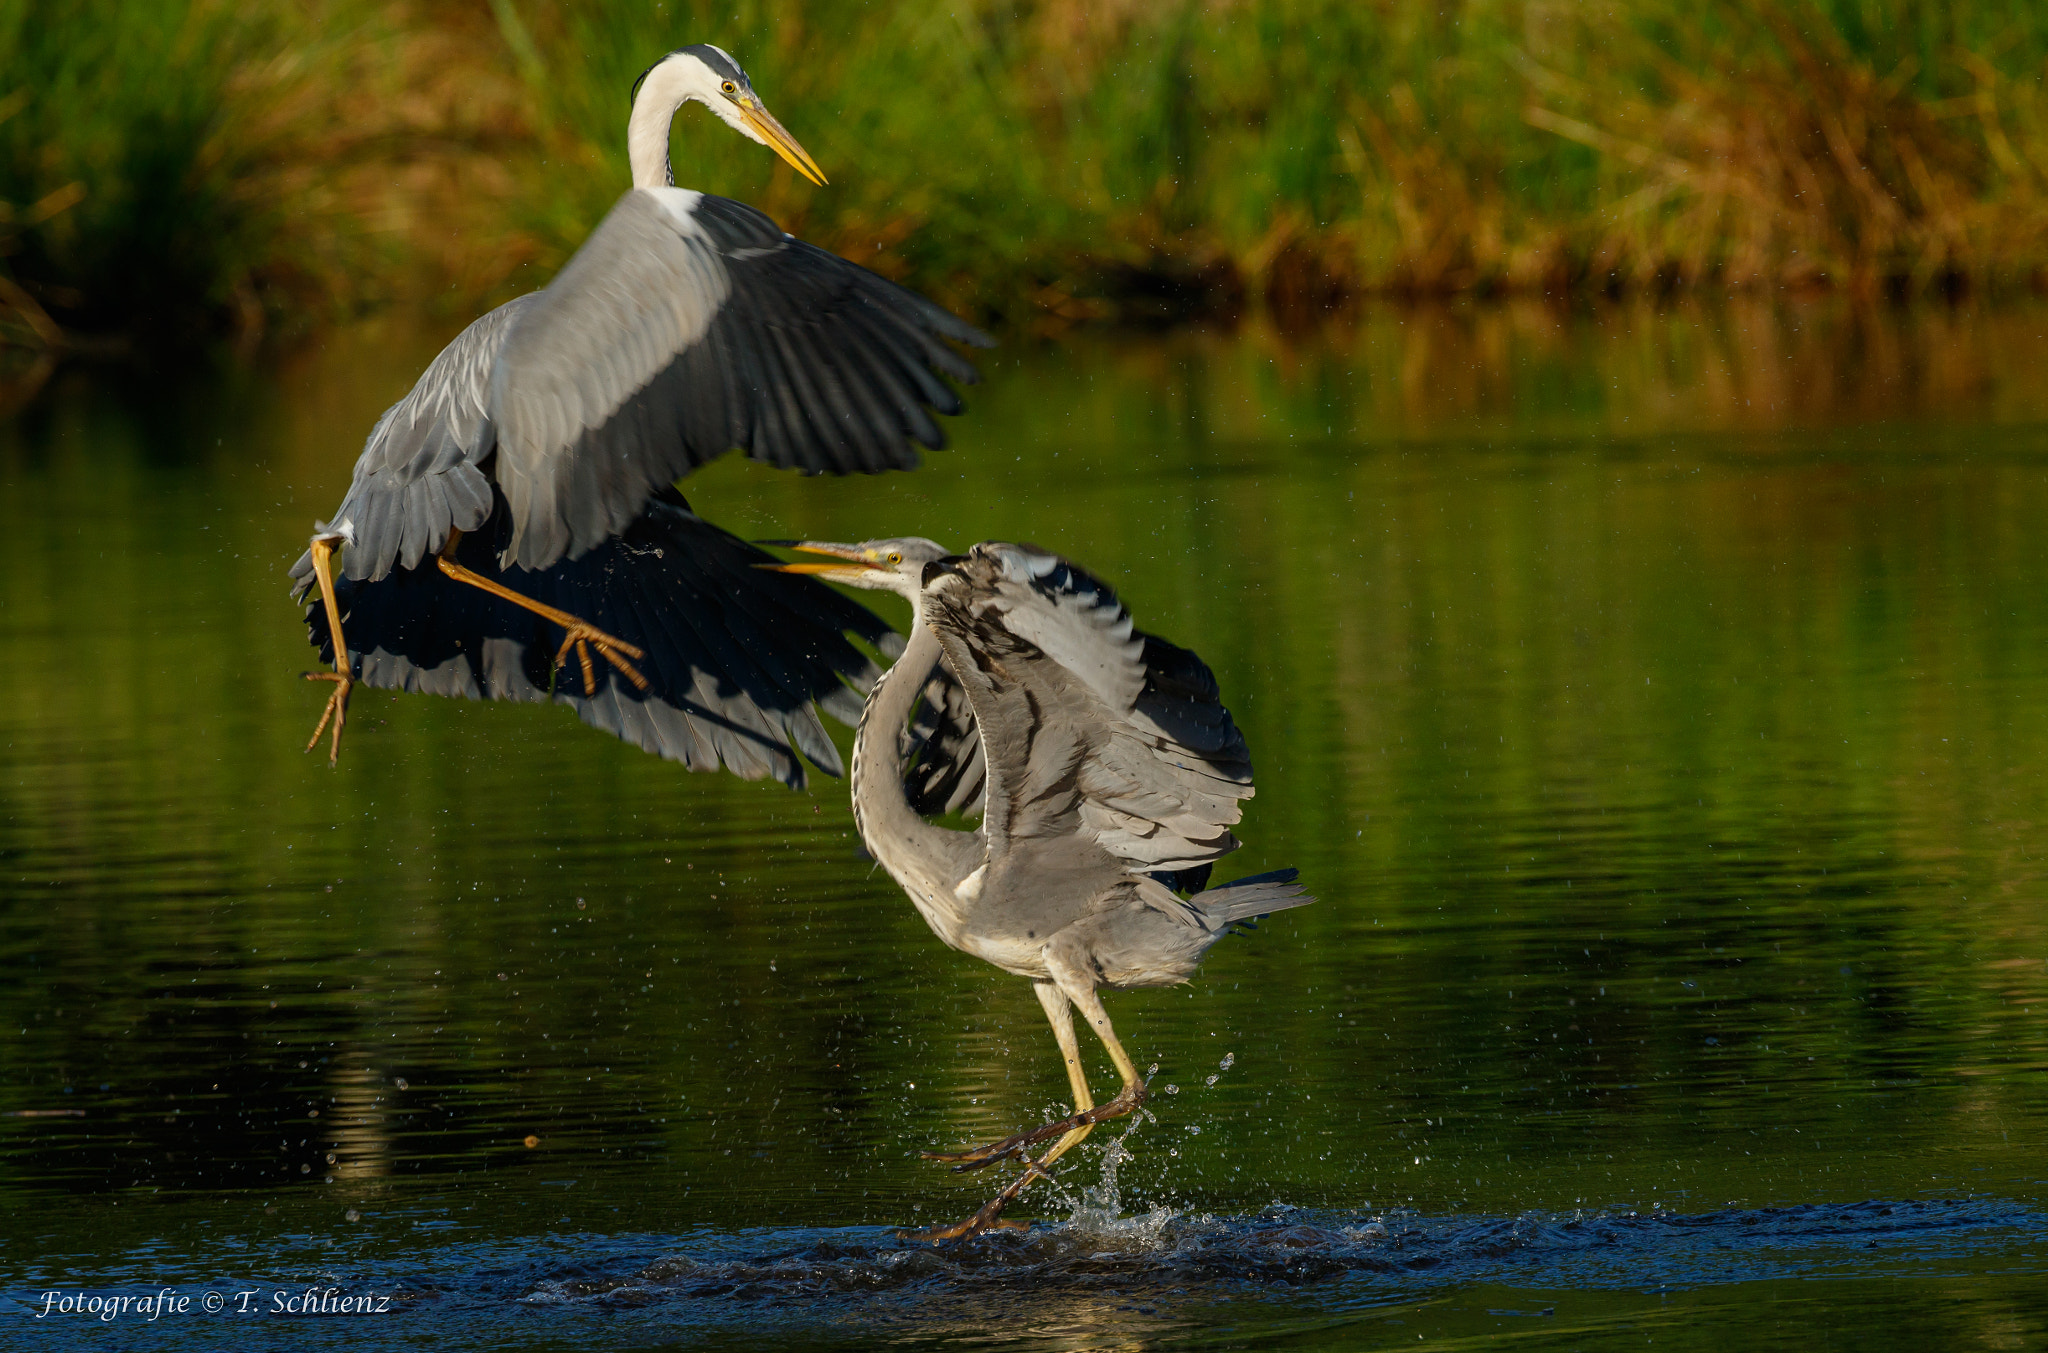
17,0 -> 2048,344
1522,2 -> 2048,293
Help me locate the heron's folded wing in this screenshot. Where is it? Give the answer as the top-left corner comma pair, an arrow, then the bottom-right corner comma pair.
289,295 -> 541,592
903,629 -> 1243,826
921,543 -> 1254,876
305,489 -> 892,787
490,189 -> 992,572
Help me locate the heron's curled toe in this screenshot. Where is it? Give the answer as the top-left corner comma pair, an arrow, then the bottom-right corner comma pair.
899,1160 -> 1050,1244
923,1079 -> 1149,1173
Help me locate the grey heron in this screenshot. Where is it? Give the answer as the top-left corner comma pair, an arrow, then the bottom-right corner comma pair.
771,539 -> 1313,1239
294,43 -> 990,781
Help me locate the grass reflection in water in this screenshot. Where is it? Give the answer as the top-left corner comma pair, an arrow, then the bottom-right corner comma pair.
0,298 -> 2044,1349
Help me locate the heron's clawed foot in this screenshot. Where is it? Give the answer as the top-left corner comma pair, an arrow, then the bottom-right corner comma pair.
302,671 -> 352,766
921,1079 -> 1149,1174
550,623 -> 650,696
898,1161 -> 1049,1244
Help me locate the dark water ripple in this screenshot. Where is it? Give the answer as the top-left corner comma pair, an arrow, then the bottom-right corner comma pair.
10,1197 -> 2037,1350
515,1198 -> 2039,1308
14,1198 -> 2037,1350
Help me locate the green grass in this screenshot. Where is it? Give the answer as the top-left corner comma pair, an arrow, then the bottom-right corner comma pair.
12,0 -> 2048,342
0,0 -> 356,335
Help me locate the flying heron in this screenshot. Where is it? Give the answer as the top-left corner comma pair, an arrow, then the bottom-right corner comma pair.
771,539 -> 1314,1239
294,44 -> 990,781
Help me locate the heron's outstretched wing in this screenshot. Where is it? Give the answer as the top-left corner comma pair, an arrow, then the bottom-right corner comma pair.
491,188 -> 992,571
289,295 -> 541,588
304,489 -> 891,786
921,543 -> 1254,877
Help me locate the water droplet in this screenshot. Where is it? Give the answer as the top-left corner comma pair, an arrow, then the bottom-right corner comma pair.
393,1077 -> 408,1091
345,1209 -> 360,1222
1204,1074 -> 1219,1087
1164,1084 -> 1179,1095
1218,1053 -> 1235,1072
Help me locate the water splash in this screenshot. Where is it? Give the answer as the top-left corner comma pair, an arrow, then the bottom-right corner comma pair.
1057,1113 -> 1178,1251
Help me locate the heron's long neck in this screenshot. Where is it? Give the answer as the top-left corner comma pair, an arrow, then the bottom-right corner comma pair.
627,81 -> 686,188
851,619 -> 973,918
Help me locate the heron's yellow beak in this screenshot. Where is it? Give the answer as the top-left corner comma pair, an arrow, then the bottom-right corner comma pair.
758,542 -> 881,581
736,97 -> 827,187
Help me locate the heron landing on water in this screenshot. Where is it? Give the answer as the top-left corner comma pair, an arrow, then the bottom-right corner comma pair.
293,44 -> 989,780
769,539 -> 1314,1241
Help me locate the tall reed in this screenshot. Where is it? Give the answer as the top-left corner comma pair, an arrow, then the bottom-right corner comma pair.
12,0 -> 2048,342
0,0 -> 527,341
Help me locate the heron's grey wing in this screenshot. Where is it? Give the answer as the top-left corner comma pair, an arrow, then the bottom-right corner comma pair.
921,543 -> 1254,879
305,488 -> 891,786
900,626 -> 1236,825
490,188 -> 992,571
289,295 -> 540,593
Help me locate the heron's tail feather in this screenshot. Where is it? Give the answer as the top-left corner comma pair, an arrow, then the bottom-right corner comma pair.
1188,868 -> 1314,932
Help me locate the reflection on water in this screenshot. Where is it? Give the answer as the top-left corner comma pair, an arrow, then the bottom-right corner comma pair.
2,296 -> 2046,1348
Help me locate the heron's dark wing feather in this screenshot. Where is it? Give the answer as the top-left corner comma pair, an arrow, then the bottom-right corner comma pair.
305,490 -> 891,786
289,295 -> 540,593
922,543 -> 1254,878
490,189 -> 992,571
901,661 -> 986,818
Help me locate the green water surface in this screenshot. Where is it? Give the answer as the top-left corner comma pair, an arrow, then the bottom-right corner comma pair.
2,299 -> 2045,1348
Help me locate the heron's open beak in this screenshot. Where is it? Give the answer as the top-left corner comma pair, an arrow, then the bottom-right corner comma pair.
757,541 -> 880,582
736,98 -> 827,187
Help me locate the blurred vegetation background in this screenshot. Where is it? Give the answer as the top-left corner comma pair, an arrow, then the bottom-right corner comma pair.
9,0 -> 2048,353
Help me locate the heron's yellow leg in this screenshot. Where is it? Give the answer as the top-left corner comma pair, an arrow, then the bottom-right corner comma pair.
905,977 -> 1150,1243
302,534 -> 353,766
898,1161 -> 1048,1244
1046,973 -> 1149,1151
1033,981 -> 1098,1168
433,529 -> 652,696
920,982 -> 1081,1169
922,975 -> 1148,1173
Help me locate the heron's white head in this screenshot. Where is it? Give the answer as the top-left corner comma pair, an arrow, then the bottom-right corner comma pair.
628,44 -> 826,191
759,538 -> 951,600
